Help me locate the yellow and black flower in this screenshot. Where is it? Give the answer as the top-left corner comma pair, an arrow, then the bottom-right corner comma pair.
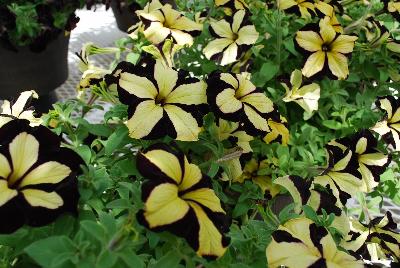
372,96 -> 400,151
215,0 -> 248,16
362,19 -> 390,48
207,72 -> 275,136
263,115 -> 290,146
314,0 -> 343,17
275,176 -> 350,235
329,130 -> 391,193
266,217 -> 363,268
116,59 -> 208,141
0,90 -> 41,128
277,0 -> 315,19
295,17 -> 358,79
203,10 -> 259,66
136,144 -> 230,259
344,212 -> 400,263
0,119 -> 82,234
217,119 -> 253,153
383,0 -> 400,21
135,0 -> 203,46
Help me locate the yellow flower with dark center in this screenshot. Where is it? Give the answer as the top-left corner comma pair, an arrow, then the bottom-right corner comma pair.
116,59 -> 207,141
343,212 -> 400,263
135,0 -> 203,46
203,10 -> 259,66
282,69 -> 320,114
277,0 -> 315,19
371,96 -> 400,151
215,0 -> 248,16
207,72 -> 275,136
384,0 -> 400,21
0,119 -> 82,234
266,217 -> 363,268
295,17 -> 358,79
136,144 -> 230,259
0,90 -> 41,127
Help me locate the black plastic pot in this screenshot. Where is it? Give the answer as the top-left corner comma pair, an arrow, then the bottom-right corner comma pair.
0,34 -> 69,101
111,1 -> 139,32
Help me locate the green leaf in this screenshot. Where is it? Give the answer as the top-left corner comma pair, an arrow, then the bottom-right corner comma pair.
152,250 -> 182,268
105,125 -> 130,155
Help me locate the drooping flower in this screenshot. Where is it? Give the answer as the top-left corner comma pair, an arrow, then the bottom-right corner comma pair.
328,130 -> 391,193
277,0 -> 315,19
295,17 -> 358,79
263,115 -> 290,146
266,217 -> 363,268
134,0 -> 203,46
343,212 -> 400,263
203,10 -> 259,66
136,144 -> 230,259
207,72 -> 275,136
383,0 -> 400,21
0,119 -> 82,234
362,19 -> 390,48
116,59 -> 207,141
0,90 -> 42,127
275,175 -> 350,235
282,69 -> 320,114
371,96 -> 400,151
217,119 -> 253,153
215,0 -> 248,16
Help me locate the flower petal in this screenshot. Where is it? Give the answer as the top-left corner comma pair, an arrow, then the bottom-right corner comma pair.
127,100 -> 164,139
216,88 -> 243,114
19,162 -> 71,188
302,51 -> 326,78
119,72 -> 158,99
327,51 -> 349,79
296,31 -> 323,52
22,189 -> 63,209
164,105 -> 201,141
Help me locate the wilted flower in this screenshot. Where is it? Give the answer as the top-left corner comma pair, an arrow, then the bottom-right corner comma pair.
116,59 -> 207,141
137,144 -> 230,259
282,69 -> 320,114
383,0 -> 400,21
0,119 -> 82,234
203,10 -> 259,66
263,115 -> 290,146
266,217 -> 363,268
295,17 -> 357,79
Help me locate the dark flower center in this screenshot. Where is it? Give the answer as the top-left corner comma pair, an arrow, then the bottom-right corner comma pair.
322,44 -> 329,51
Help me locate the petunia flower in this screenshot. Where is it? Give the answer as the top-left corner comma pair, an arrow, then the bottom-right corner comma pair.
263,115 -> 290,146
0,90 -> 42,128
134,0 -> 203,46
383,0 -> 400,21
295,17 -> 358,79
314,0 -> 343,17
275,175 -> 350,235
282,69 -> 320,114
203,10 -> 259,66
0,119 -> 82,234
343,212 -> 400,263
215,0 -> 248,16
207,72 -> 275,136
328,130 -> 391,193
116,59 -> 207,141
277,0 -> 315,19
266,217 -> 363,268
371,96 -> 400,151
362,19 -> 390,48
136,144 -> 230,259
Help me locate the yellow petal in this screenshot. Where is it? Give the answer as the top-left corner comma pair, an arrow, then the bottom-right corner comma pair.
240,93 -> 274,114
143,22 -> 171,45
188,201 -> 228,258
296,31 -> 323,52
277,0 -> 297,10
236,25 -> 259,45
143,149 -> 182,183
179,157 -> 203,191
164,105 -> 201,141
19,162 -> 71,188
182,188 -> 225,213
8,132 -> 39,187
166,81 -> 207,105
203,38 -> 233,60
243,104 -> 269,132
127,100 -> 164,139
0,153 -> 11,179
144,183 -> 189,228
154,60 -> 178,99
119,72 -> 158,99
319,17 -> 336,44
22,189 -> 63,209
220,73 -> 239,89
235,73 -> 256,97
331,35 -> 357,54
232,10 -> 246,33
327,52 -> 349,79
216,88 -> 243,113
221,43 -> 239,66
170,29 -> 195,46
0,180 -> 17,207
302,51 -> 326,78
210,20 -> 234,39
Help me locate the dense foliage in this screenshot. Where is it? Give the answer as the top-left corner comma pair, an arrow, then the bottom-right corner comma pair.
1,0 -> 400,267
